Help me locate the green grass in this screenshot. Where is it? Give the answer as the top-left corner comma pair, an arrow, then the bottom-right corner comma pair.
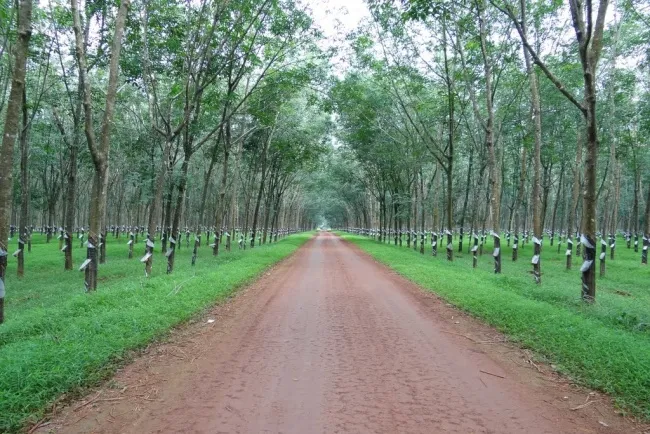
340,232 -> 650,420
0,232 -> 312,432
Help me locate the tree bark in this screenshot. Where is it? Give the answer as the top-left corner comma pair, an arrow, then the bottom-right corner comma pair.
250,126 -> 275,249
419,170 -> 425,254
579,36 -> 604,299
632,165 -> 640,243
64,126 -> 79,270
262,188 -> 273,245
550,166 -> 564,248
17,89 -> 30,278
161,178 -> 174,254
199,137 -> 220,229
212,129 -> 230,256
478,3 -> 499,272
145,142 -> 170,275
459,147 -> 473,253
519,0 -> 543,283
511,145 -> 527,262
442,16 -> 454,262
168,155 -> 189,273
229,132 -> 243,247
642,184 -> 649,265
566,129 -> 583,269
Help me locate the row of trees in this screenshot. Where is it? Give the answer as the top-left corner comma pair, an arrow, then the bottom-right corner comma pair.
0,0 -> 330,323
316,0 -> 650,300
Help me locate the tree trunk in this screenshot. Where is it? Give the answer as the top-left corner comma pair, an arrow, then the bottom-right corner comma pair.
262,175 -> 275,245
393,202 -> 398,245
445,168 -> 453,261
199,142 -> 219,229
0,0 -> 33,323
459,147 -> 473,253
161,179 -> 173,254
229,135 -> 243,248
71,0 -> 130,290
17,89 -> 30,278
610,164 -> 620,260
519,0 -> 542,283
442,17 -> 454,262
632,166 -> 640,247
250,128 -> 274,249
642,185 -> 649,265
550,166 -> 564,248
566,129 -> 583,269
145,141 -> 170,275
85,166 -> 108,291
511,146 -> 526,262
580,80 -> 599,301
168,155 -> 189,274
413,176 -> 418,252
478,3 -> 499,272
419,170 -> 425,254
64,136 -> 78,270
99,229 -> 107,265
270,191 -> 282,243
212,134 -> 230,255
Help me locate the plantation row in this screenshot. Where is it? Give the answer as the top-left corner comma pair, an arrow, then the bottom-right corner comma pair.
6,224 -> 304,266
344,227 -> 649,292
0,223 -> 310,321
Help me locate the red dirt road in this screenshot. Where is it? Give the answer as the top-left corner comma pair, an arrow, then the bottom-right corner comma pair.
44,232 -> 643,433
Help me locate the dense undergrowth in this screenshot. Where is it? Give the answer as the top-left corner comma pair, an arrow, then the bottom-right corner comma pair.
0,232 -> 311,432
341,232 -> 650,420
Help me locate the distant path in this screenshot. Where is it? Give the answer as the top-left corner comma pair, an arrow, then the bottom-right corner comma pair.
46,232 -> 639,433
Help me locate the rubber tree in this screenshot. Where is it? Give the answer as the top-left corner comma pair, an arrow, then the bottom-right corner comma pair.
52,86 -> 81,271
16,43 -> 51,277
566,126 -> 583,269
17,90 -> 30,278
71,0 -> 130,291
0,0 -> 33,323
474,0 -> 501,273
517,0 -> 543,283
641,187 -> 650,265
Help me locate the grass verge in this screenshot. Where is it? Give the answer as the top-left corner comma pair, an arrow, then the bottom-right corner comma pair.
0,232 -> 312,432
340,232 -> 650,420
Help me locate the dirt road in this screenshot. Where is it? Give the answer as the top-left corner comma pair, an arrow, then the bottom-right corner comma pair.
46,232 -> 641,433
